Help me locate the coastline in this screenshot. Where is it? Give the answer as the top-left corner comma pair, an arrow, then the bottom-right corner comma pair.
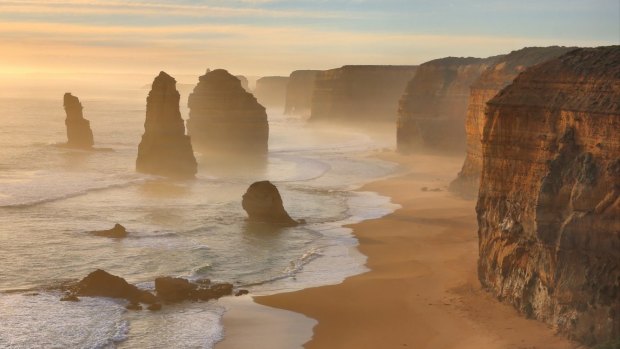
230,151 -> 579,349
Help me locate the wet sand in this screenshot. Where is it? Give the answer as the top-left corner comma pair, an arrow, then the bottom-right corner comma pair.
249,152 -> 579,349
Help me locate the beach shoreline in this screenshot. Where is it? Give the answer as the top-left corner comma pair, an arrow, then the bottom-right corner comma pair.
218,151 -> 580,349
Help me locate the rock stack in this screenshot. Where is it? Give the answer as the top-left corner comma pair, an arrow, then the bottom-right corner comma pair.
449,46 -> 575,197
242,181 -> 298,226
476,46 -> 620,345
396,57 -> 498,153
136,71 -> 197,179
187,69 -> 269,157
284,70 -> 319,115
63,93 -> 94,149
254,76 -> 289,108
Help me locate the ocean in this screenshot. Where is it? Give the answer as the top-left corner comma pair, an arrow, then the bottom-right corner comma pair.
0,92 -> 399,348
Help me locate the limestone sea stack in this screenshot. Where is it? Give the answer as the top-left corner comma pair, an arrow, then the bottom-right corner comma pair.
476,46 -> 620,345
63,93 -> 94,149
136,71 -> 197,179
310,65 -> 417,122
254,76 -> 289,108
284,70 -> 319,115
449,46 -> 575,197
242,181 -> 298,226
187,69 -> 269,157
236,75 -> 250,92
396,57 -> 498,153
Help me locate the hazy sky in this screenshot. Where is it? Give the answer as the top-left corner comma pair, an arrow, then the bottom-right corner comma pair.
0,0 -> 618,87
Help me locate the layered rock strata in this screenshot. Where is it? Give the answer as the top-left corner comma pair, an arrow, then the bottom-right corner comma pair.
284,70 -> 319,115
476,46 -> 620,345
136,72 -> 197,179
63,93 -> 94,149
396,57 -> 498,153
254,76 -> 289,108
449,46 -> 575,197
187,69 -> 269,157
310,65 -> 417,122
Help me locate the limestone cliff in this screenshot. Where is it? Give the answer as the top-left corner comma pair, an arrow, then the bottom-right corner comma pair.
187,69 -> 268,157
236,75 -> 250,92
254,76 -> 289,108
396,57 -> 498,153
476,46 -> 620,345
284,70 -> 319,115
136,71 -> 197,178
310,65 -> 417,122
450,47 -> 575,197
63,93 -> 94,149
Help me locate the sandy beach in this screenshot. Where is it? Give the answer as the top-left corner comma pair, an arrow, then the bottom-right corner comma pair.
228,152 -> 582,349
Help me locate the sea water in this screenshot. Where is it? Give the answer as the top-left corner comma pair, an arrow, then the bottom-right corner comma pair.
0,93 -> 399,348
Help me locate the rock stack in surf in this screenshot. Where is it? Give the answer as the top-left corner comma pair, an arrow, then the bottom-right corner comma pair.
187,69 -> 269,157
63,93 -> 94,149
242,181 -> 299,226
136,71 -> 197,179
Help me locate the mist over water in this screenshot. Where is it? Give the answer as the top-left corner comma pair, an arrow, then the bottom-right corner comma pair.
0,95 -> 399,348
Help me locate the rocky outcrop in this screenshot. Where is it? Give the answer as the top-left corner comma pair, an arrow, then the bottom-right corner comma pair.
242,181 -> 298,226
254,76 -> 289,108
236,75 -> 250,92
91,223 -> 127,238
476,46 -> 620,345
154,277 -> 233,303
64,269 -> 157,304
187,69 -> 269,157
449,47 -> 575,197
63,93 -> 94,149
396,57 -> 498,153
284,70 -> 319,115
310,65 -> 417,122
136,71 -> 197,179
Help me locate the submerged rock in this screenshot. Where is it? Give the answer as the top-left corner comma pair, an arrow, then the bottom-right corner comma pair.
63,93 -> 94,149
241,181 -> 298,226
68,269 -> 157,304
187,69 -> 269,157
91,223 -> 127,238
154,276 -> 233,303
136,71 -> 198,179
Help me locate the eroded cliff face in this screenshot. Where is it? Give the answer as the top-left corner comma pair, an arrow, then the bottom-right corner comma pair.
187,69 -> 269,157
284,70 -> 319,116
254,76 -> 289,108
310,65 -> 417,123
63,93 -> 94,149
476,46 -> 620,345
136,71 -> 197,178
450,47 -> 575,198
396,57 -> 498,153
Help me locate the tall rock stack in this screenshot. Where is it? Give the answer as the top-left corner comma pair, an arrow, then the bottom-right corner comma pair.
284,70 -> 319,115
396,57 -> 498,153
136,71 -> 197,179
476,46 -> 620,345
63,93 -> 94,149
254,76 -> 289,108
236,75 -> 250,92
449,46 -> 575,197
310,65 -> 417,123
187,69 -> 269,157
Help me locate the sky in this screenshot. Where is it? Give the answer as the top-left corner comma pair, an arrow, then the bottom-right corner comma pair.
0,0 -> 618,90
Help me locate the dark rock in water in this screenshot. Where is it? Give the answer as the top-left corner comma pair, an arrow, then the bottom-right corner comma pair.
155,276 -> 233,303
254,76 -> 289,108
126,302 -> 142,311
60,294 -> 80,302
242,181 -> 298,226
235,289 -> 249,297
147,303 -> 162,311
63,93 -> 94,149
91,223 -> 127,238
136,71 -> 198,179
187,69 -> 269,157
69,269 -> 157,304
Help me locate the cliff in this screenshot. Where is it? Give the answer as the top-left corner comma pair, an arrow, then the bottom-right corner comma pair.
236,75 -> 250,92
63,93 -> 94,149
476,46 -> 620,345
187,69 -> 269,157
284,70 -> 319,115
396,57 -> 498,153
254,76 -> 289,108
310,65 -> 417,122
450,46 -> 575,197
136,71 -> 197,178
